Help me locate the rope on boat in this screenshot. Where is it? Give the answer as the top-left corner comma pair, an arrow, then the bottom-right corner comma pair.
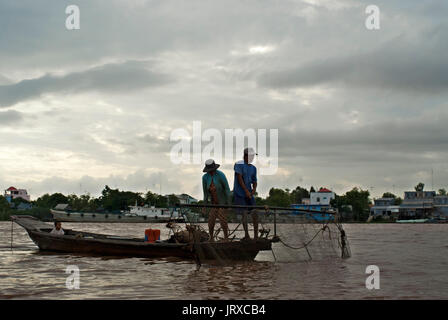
227,223 -> 241,239
271,247 -> 277,261
192,228 -> 203,268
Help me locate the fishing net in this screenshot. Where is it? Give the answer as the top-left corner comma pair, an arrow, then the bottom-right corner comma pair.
174,205 -> 351,264
268,216 -> 351,261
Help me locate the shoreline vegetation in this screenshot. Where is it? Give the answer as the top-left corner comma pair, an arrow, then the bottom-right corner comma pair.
1,185 -> 377,222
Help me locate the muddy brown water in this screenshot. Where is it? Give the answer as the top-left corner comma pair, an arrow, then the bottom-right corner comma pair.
0,222 -> 447,299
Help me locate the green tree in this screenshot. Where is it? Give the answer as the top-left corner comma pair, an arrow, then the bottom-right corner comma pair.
254,192 -> 266,206
144,190 -> 158,205
438,188 -> 447,196
67,193 -> 97,212
331,187 -> 371,221
144,191 -> 168,207
99,185 -> 143,212
382,192 -> 397,199
0,196 -> 11,220
167,194 -> 180,207
265,188 -> 291,207
415,182 -> 425,192
0,195 -> 10,211
289,186 -> 310,204
35,193 -> 68,209
380,192 -> 402,205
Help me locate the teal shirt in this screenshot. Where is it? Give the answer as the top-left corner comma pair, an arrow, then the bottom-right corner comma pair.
202,170 -> 231,205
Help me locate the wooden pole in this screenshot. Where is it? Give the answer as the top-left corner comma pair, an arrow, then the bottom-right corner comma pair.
178,203 -> 337,215
10,218 -> 13,251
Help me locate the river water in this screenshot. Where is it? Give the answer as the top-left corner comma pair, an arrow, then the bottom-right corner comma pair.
0,221 -> 447,299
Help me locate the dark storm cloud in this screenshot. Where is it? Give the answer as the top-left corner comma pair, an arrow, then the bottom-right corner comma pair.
0,74 -> 12,85
257,32 -> 448,93
0,0 -> 298,74
0,61 -> 172,107
0,110 -> 24,125
277,110 -> 448,166
1,0 -> 448,198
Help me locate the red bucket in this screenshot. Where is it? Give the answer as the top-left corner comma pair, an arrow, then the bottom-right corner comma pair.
144,229 -> 160,243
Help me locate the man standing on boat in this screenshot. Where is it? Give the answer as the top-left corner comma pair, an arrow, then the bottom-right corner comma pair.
234,147 -> 258,240
202,159 -> 232,241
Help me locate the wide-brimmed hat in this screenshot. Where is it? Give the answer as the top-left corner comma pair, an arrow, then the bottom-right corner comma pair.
203,159 -> 220,172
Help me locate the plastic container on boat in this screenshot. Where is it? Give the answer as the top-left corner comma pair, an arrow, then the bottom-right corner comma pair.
145,229 -> 160,242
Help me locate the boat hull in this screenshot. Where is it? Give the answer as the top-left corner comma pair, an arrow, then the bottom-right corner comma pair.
194,239 -> 272,261
26,229 -> 194,259
13,215 -> 271,261
396,219 -> 429,223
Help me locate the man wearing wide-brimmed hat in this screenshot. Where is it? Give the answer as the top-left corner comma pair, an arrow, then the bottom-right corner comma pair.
202,159 -> 231,241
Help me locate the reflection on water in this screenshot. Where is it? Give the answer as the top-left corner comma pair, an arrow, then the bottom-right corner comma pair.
0,222 -> 447,299
183,261 -> 279,299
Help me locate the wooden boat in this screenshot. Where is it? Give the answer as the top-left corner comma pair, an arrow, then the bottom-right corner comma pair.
51,209 -> 186,223
11,215 -> 272,261
396,219 -> 429,223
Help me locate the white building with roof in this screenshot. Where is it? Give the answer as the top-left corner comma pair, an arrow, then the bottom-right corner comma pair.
4,186 -> 30,202
370,198 -> 400,217
310,188 -> 335,206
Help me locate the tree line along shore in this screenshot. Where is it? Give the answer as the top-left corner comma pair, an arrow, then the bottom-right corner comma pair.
0,184 -> 413,222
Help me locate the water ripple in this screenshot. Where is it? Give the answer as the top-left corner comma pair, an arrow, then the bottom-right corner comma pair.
0,222 -> 447,299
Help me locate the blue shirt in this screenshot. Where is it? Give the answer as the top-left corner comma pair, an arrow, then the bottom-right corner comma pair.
233,160 -> 257,198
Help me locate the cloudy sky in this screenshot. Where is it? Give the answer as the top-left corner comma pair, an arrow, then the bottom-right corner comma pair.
1,0 -> 448,200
